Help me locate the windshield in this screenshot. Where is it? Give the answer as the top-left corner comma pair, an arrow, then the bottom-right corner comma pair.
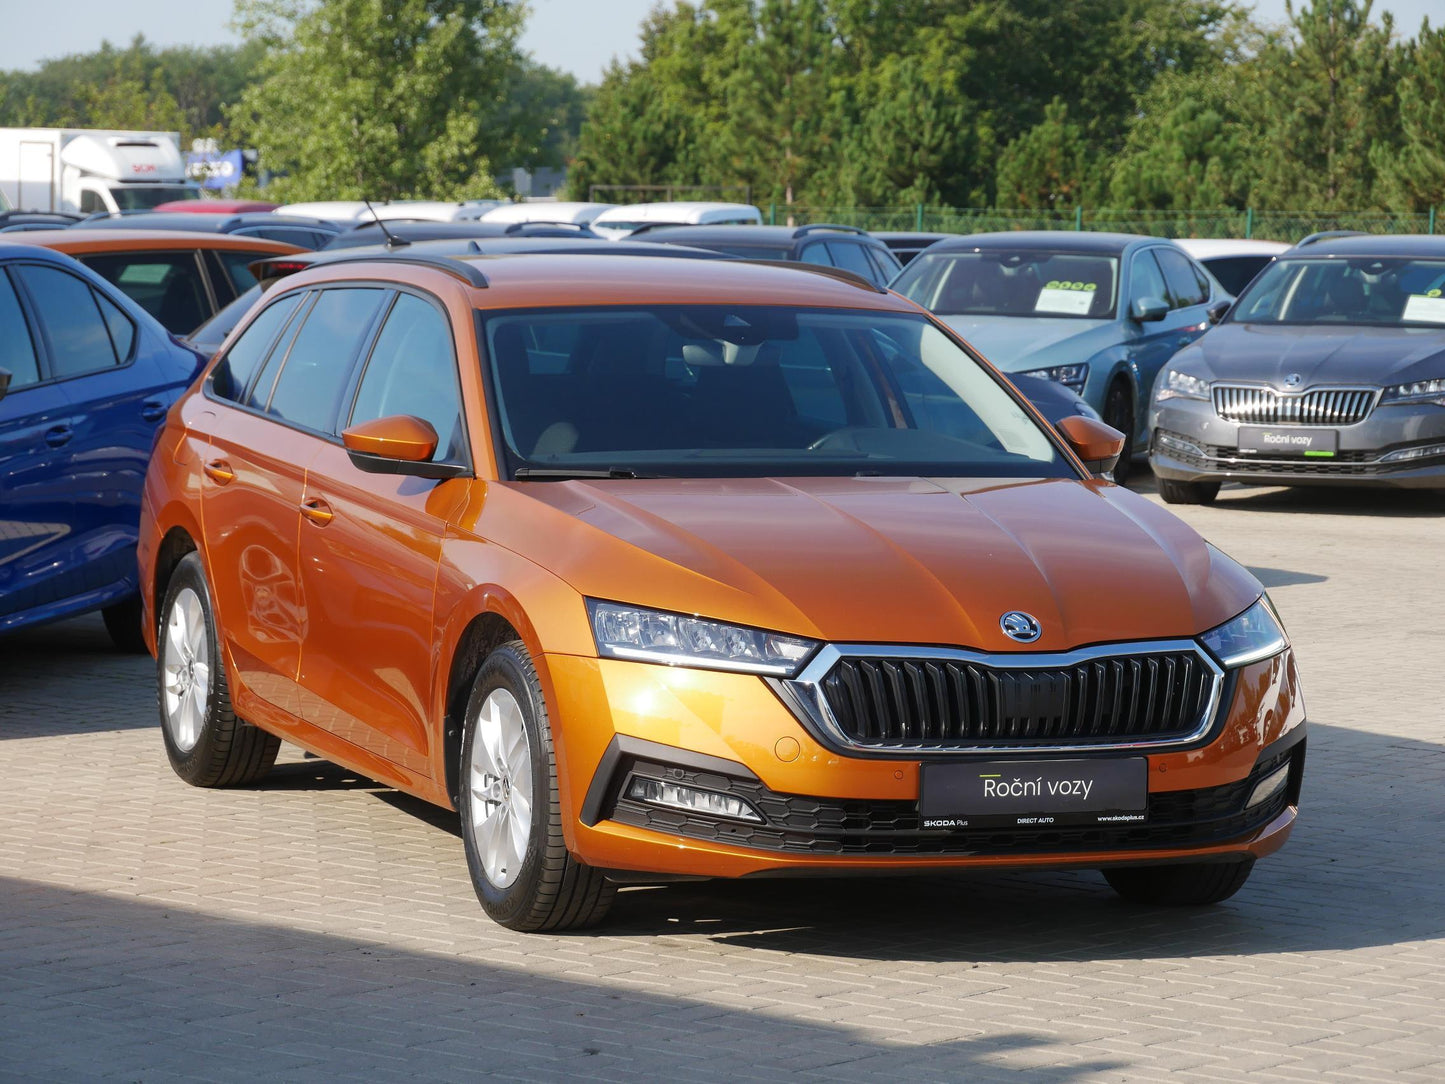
893,250 -> 1119,319
1231,256 -> 1445,326
482,305 -> 1071,480
111,185 -> 200,210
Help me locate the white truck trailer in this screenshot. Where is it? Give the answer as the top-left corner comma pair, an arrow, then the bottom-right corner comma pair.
0,128 -> 202,215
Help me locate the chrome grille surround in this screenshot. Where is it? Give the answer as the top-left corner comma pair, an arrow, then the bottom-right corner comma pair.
1212,383 -> 1380,426
772,641 -> 1226,757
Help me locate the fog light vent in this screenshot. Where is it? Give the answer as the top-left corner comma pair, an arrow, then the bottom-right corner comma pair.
627,776 -> 763,823
1245,764 -> 1290,809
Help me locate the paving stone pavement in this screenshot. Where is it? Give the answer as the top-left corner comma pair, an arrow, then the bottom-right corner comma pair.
1,478 -> 1443,1082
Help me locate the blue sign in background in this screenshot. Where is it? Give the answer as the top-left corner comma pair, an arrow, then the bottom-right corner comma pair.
184,150 -> 244,190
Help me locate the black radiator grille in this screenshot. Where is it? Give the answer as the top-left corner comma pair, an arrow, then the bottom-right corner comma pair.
819,651 -> 1215,749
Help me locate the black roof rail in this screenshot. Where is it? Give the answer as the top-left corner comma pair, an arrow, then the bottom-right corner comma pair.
737,258 -> 886,293
1295,229 -> 1369,247
793,223 -> 869,238
249,251 -> 489,288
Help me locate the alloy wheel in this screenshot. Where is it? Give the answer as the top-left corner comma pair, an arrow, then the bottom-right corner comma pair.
466,688 -> 534,889
161,586 -> 210,753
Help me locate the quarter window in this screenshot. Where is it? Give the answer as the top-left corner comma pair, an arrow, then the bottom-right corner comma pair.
349,293 -> 465,462
0,271 -> 41,389
265,288 -> 386,432
211,292 -> 304,402
94,290 -> 136,362
12,264 -> 122,379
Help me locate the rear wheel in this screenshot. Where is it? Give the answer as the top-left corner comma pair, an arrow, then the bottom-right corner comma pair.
1104,858 -> 1255,906
102,596 -> 147,653
459,641 -> 615,932
1102,381 -> 1136,484
1157,477 -> 1221,505
157,554 -> 279,787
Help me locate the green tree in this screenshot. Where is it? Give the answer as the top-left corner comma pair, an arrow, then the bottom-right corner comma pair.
993,99 -> 1093,209
232,0 -> 523,201
1373,19 -> 1445,210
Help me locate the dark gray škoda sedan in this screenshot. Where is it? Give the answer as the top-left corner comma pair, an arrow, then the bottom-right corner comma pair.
1149,235 -> 1445,502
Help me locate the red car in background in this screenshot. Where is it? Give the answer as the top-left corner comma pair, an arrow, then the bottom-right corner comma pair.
152,200 -> 279,214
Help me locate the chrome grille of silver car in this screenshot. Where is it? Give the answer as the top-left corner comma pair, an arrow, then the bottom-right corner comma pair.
1212,384 -> 1379,426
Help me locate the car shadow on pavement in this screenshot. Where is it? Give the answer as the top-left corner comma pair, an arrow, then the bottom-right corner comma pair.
0,874 -> 1121,1082
1215,485 -> 1445,517
598,720 -> 1445,961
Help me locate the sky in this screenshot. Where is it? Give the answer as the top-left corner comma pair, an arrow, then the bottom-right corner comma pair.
0,0 -> 1438,81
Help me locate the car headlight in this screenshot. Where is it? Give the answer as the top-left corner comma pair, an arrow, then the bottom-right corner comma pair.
1020,363 -> 1089,393
587,600 -> 818,676
1200,598 -> 1287,668
1156,368 -> 1210,402
1380,377 -> 1445,406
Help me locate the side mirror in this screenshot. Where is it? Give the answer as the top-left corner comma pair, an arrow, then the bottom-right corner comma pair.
341,415 -> 466,480
0,368 -> 10,404
1130,296 -> 1169,323
1056,415 -> 1126,477
1206,299 -> 1231,324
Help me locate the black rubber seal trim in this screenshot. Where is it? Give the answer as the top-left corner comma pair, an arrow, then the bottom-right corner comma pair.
579,735 -> 759,827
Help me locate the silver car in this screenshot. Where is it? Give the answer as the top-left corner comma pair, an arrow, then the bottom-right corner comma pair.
1149,234 -> 1445,502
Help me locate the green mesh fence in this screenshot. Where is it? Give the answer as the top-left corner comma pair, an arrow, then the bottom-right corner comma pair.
764,204 -> 1439,240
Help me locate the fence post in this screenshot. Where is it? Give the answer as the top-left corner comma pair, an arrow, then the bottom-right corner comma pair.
1074,205 -> 1083,231
768,202 -> 776,226
915,203 -> 924,231
1245,207 -> 1254,239
1430,207 -> 1437,235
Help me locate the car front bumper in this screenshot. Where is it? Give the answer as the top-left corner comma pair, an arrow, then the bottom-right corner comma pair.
544,647 -> 1307,880
1149,398 -> 1445,488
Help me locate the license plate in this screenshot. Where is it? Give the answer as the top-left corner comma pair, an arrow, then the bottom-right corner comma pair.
918,758 -> 1147,829
1237,426 -> 1339,457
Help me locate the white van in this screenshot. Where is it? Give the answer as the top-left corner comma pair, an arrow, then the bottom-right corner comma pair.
478,201 -> 616,227
589,202 -> 763,240
0,128 -> 200,214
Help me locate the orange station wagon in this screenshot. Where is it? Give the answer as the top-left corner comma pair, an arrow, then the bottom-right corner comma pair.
139,253 -> 1306,930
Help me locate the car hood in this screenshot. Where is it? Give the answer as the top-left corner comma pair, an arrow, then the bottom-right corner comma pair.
941,315 -> 1116,372
1184,323 -> 1445,386
493,476 -> 1259,652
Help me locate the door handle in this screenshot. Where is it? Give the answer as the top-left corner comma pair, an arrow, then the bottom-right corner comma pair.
44,424 -> 72,447
203,459 -> 235,485
300,497 -> 334,526
141,399 -> 167,422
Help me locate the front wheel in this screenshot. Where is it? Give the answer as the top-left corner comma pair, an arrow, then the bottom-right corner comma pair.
459,641 -> 615,932
1157,477 -> 1221,505
1102,382 -> 1136,484
1103,858 -> 1255,906
157,553 -> 279,787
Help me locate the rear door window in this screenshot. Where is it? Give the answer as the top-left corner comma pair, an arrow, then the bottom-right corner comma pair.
1155,247 -> 1207,309
1131,250 -> 1171,305
80,251 -> 210,334
827,242 -> 877,280
348,293 -> 466,462
0,270 -> 41,389
12,264 -> 122,379
799,243 -> 833,266
265,288 -> 386,432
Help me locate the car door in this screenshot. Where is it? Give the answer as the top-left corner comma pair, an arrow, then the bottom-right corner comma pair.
198,286 -> 387,716
294,289 -> 470,773
0,266 -> 77,629
8,262 -> 161,615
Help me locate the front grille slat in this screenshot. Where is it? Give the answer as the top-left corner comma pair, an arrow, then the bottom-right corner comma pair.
1212,383 -> 1377,426
819,649 -> 1215,750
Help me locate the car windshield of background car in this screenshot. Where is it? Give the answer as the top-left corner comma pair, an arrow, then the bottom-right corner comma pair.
483,305 -> 1071,480
1232,257 -> 1445,327
893,250 -> 1120,320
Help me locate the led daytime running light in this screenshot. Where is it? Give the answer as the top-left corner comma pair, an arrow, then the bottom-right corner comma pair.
1200,598 -> 1287,668
588,600 -> 817,676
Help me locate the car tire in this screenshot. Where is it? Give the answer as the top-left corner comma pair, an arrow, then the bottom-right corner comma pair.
1103,858 -> 1255,906
102,596 -> 147,653
459,640 -> 616,932
1103,381 -> 1135,484
157,553 -> 280,787
1157,478 -> 1221,505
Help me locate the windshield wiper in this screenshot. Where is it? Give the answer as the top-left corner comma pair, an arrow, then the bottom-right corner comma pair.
512,467 -> 664,480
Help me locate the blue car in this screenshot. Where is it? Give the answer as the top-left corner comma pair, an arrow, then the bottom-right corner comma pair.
0,244 -> 203,648
891,232 -> 1227,481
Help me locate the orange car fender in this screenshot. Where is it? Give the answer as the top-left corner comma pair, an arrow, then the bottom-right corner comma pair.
429,529 -> 596,822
